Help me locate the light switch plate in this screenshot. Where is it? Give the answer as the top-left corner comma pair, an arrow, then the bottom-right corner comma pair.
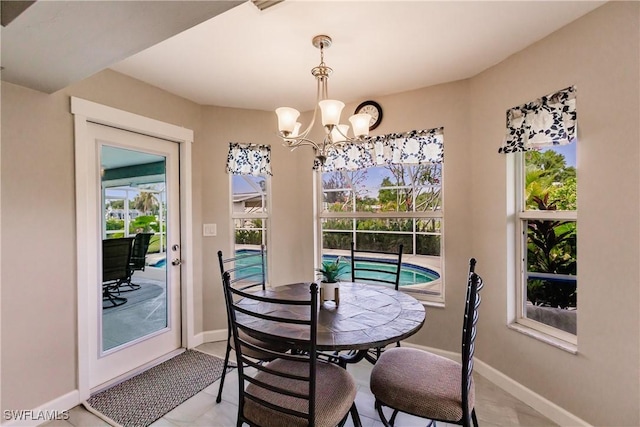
203,223 -> 217,236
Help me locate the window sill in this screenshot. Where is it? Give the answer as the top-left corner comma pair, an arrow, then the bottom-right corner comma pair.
421,300 -> 445,309
508,323 -> 578,354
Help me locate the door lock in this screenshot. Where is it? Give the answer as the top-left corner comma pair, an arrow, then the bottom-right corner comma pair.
171,258 -> 183,266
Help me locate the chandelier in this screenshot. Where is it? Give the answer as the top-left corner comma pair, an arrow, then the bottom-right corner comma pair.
275,35 -> 372,166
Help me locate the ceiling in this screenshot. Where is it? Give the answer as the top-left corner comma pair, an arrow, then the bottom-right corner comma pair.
2,1 -> 606,113
0,0 -> 242,92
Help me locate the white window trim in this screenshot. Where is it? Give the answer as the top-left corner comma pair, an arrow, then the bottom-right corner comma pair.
511,152 -> 578,348
315,168 -> 445,304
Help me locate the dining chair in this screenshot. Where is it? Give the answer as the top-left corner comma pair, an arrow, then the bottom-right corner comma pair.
350,241 -> 403,289
118,232 -> 153,292
350,241 -> 403,362
216,246 -> 288,404
221,272 -> 361,427
369,258 -> 484,427
102,237 -> 134,309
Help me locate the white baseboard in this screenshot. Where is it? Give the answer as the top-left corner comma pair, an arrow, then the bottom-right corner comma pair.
1,390 -> 79,427
200,329 -> 228,344
402,342 -> 590,427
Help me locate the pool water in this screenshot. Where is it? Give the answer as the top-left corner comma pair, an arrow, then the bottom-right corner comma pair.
150,250 -> 440,286
322,254 -> 439,286
234,250 -> 439,286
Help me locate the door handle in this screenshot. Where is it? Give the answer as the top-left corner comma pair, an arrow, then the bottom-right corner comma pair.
171,258 -> 183,266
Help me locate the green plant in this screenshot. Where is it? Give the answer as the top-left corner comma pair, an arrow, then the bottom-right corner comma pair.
316,257 -> 348,283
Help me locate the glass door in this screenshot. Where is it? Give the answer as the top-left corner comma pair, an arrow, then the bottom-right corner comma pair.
89,123 -> 181,390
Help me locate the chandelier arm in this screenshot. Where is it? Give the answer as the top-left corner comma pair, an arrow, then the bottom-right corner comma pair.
281,136 -> 321,152
294,77 -> 325,140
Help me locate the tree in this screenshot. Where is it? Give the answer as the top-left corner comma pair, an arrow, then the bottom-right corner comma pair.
322,170 -> 367,212
133,191 -> 158,215
525,149 -> 577,308
525,150 -> 575,183
377,164 -> 441,212
107,200 -> 124,210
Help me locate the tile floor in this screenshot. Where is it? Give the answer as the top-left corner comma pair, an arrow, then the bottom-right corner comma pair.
45,341 -> 557,427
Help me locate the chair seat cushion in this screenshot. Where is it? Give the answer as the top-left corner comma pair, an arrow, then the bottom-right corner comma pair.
244,359 -> 357,427
232,330 -> 288,360
370,347 -> 474,422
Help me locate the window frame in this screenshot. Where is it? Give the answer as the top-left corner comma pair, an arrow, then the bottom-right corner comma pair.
229,173 -> 272,283
513,151 -> 577,346
315,164 -> 445,305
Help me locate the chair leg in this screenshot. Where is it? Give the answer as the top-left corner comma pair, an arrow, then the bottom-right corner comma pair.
471,409 -> 479,427
216,339 -> 232,403
349,402 -> 362,427
375,399 -> 392,427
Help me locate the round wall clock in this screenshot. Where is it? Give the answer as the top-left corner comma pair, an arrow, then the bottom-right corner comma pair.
355,100 -> 383,131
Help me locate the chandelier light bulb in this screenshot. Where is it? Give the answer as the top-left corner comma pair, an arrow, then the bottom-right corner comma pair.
318,100 -> 345,126
349,113 -> 372,138
330,124 -> 350,143
275,107 -> 300,134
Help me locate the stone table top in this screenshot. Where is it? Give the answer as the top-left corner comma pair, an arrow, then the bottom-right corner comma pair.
236,282 -> 426,352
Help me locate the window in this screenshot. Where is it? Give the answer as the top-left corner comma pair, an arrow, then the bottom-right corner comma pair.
499,86 -> 577,345
515,144 -> 577,343
227,143 -> 272,281
230,174 -> 270,278
317,129 -> 444,303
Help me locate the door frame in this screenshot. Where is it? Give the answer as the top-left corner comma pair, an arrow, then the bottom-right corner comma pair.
71,97 -> 195,400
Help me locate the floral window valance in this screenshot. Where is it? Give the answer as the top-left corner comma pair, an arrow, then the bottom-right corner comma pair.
498,86 -> 577,154
226,143 -> 272,176
318,127 -> 444,172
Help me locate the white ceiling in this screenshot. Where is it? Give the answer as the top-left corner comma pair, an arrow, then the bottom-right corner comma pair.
110,1 -> 606,112
1,1 -> 606,113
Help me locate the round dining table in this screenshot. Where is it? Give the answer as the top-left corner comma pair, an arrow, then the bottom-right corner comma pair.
237,281 -> 426,363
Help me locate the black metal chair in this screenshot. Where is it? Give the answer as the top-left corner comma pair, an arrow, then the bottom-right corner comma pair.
102,237 -> 134,309
119,232 -> 153,292
216,246 -> 288,404
350,241 -> 403,362
221,272 -> 360,427
350,241 -> 404,290
370,258 -> 484,427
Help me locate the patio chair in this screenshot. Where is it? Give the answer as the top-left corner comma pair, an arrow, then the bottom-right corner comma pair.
222,272 -> 361,427
118,232 -> 153,292
350,241 -> 403,363
102,237 -> 134,309
370,258 -> 484,427
215,246 -> 289,404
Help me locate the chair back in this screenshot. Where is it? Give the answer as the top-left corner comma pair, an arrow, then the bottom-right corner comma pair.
461,258 -> 484,426
218,246 -> 267,292
130,233 -> 153,271
350,241 -> 403,289
221,272 -> 319,426
103,237 -> 134,283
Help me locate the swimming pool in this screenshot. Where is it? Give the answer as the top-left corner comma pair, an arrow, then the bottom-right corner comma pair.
150,250 -> 440,286
322,254 -> 439,286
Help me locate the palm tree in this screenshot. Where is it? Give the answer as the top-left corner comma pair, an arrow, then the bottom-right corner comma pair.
133,191 -> 158,214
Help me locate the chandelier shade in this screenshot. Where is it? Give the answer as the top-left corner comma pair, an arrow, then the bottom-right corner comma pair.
275,35 -> 372,166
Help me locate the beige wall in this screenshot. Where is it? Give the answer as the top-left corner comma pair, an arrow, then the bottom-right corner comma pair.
468,2 -> 639,425
0,70 -> 203,411
1,2 -> 638,424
